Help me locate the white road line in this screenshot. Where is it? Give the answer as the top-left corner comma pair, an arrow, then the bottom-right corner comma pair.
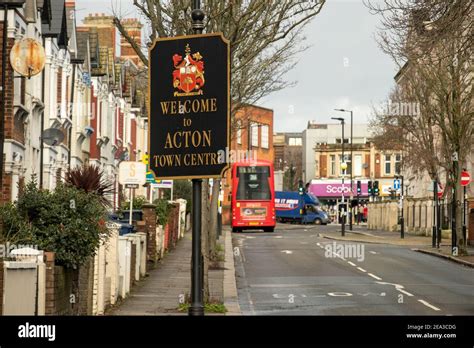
418,299 -> 441,311
368,273 -> 382,281
347,261 -> 357,267
397,288 -> 414,297
369,251 -> 378,254
357,267 -> 367,272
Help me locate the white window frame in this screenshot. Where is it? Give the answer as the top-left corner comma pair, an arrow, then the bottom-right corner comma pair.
251,123 -> 259,147
261,124 -> 269,149
236,120 -> 242,144
384,154 -> 392,175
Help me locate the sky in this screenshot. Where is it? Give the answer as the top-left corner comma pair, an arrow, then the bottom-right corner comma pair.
75,0 -> 398,132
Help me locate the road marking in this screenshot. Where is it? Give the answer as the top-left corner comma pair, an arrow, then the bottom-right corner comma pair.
369,251 -> 378,254
368,273 -> 382,281
316,242 -> 321,246
281,250 -> 293,254
328,292 -> 353,297
347,261 -> 357,267
418,299 -> 441,311
396,288 -> 414,297
357,267 -> 367,272
274,236 -> 283,239
376,281 -> 414,297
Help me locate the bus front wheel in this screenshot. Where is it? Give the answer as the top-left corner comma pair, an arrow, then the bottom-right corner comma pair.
232,227 -> 242,232
264,227 -> 275,232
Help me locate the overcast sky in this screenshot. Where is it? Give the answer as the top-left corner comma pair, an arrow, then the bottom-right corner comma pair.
76,0 -> 398,132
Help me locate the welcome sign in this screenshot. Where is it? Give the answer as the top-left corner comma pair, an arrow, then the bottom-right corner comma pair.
148,33 -> 230,179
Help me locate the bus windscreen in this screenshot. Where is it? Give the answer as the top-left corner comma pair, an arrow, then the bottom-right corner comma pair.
236,166 -> 271,201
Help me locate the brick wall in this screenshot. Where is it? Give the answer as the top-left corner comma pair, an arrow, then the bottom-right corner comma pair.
0,27 -> 24,145
142,204 -> 157,267
375,153 -> 381,177
44,252 -> 95,315
130,243 -> 136,289
1,172 -> 12,204
57,68 -> 63,105
53,266 -> 74,315
44,252 -> 56,315
75,257 -> 94,315
365,154 -> 370,177
320,154 -> 327,177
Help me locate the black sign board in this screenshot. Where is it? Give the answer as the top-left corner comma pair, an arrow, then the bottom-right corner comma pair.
148,33 -> 230,179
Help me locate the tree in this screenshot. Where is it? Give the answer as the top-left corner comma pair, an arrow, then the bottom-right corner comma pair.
366,0 -> 473,253
65,164 -> 115,208
114,0 -> 327,300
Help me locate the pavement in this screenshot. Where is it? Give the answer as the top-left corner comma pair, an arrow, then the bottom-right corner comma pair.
232,223 -> 474,315
109,230 -> 230,315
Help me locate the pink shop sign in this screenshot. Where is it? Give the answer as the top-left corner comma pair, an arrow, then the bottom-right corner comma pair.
308,182 -> 368,197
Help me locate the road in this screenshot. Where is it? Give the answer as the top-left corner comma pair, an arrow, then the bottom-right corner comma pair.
233,223 -> 474,315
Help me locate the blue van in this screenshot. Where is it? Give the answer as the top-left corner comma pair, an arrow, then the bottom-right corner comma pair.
275,191 -> 330,225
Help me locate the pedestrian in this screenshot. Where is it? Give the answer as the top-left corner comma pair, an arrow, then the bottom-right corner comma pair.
363,204 -> 368,222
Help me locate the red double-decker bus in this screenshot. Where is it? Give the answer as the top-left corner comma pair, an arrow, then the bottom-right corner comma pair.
231,160 -> 276,232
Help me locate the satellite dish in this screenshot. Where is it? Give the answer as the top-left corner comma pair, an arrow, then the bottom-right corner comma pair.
41,128 -> 65,146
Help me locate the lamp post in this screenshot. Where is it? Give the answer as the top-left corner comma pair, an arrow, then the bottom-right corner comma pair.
335,109 -> 353,231
332,117 -> 346,236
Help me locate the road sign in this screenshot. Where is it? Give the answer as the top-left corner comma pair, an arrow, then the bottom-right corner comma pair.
152,180 -> 174,189
148,33 -> 230,179
125,184 -> 140,189
119,162 -> 146,186
393,179 -> 400,190
461,171 -> 470,186
10,38 -> 45,78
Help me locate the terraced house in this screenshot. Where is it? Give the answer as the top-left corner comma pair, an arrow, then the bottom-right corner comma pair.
0,1 -> 148,207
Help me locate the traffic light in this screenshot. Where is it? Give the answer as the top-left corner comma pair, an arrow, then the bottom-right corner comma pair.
374,181 -> 380,196
368,181 -> 373,195
357,180 -> 361,195
298,180 -> 304,195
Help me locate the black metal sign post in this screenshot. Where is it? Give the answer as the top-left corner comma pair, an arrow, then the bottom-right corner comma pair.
148,0 -> 230,316
190,0 -> 205,317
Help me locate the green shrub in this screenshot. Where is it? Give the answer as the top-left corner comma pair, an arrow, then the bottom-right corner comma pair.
120,195 -> 148,211
0,180 -> 108,269
154,199 -> 172,226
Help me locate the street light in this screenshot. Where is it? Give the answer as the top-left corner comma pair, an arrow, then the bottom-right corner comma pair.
332,116 -> 346,237
335,109 -> 353,231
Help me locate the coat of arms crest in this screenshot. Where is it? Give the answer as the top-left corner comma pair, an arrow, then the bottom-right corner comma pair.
172,44 -> 205,97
